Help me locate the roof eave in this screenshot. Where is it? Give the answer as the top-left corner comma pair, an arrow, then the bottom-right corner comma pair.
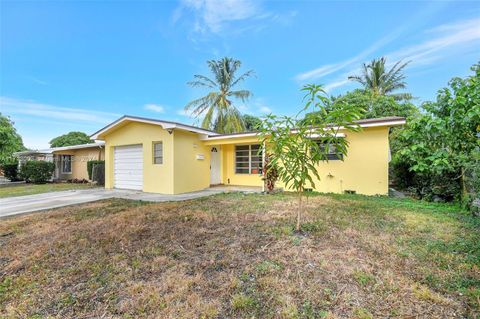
204,118 -> 406,141
90,115 -> 219,140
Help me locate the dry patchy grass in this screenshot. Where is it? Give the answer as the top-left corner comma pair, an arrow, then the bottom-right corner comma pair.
0,183 -> 96,198
0,193 -> 478,318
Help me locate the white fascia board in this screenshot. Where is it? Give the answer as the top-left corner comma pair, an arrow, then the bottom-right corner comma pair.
202,119 -> 406,142
91,116 -> 217,139
201,132 -> 258,140
308,133 -> 345,138
51,142 -> 105,152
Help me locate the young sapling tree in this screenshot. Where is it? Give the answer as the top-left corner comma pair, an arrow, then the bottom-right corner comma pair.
259,84 -> 364,231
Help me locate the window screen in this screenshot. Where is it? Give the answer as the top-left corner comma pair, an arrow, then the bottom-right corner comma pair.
153,142 -> 163,164
315,141 -> 343,160
62,155 -> 72,173
235,144 -> 263,174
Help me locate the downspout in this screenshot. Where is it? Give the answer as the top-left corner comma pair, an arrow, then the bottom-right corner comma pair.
262,141 -> 266,193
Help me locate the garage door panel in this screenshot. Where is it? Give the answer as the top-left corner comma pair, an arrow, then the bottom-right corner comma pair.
115,163 -> 143,171
117,174 -> 142,184
114,144 -> 143,190
114,153 -> 143,158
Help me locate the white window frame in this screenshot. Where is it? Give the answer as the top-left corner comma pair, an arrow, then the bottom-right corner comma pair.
61,155 -> 72,174
153,141 -> 163,164
235,144 -> 263,175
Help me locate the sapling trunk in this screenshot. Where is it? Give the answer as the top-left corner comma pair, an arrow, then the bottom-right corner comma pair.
297,186 -> 304,232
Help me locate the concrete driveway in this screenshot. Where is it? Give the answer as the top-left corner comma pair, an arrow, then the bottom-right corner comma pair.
0,186 -> 261,218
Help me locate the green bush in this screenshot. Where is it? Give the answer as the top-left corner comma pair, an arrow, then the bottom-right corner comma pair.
87,160 -> 104,180
91,162 -> 105,186
1,161 -> 21,181
20,161 -> 55,184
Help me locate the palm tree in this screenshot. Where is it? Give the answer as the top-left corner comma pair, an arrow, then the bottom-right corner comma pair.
185,57 -> 254,133
348,57 -> 412,100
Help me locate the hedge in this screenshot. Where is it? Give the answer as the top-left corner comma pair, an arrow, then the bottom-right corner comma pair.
20,161 -> 55,184
87,160 -> 105,180
91,162 -> 105,186
1,161 -> 21,181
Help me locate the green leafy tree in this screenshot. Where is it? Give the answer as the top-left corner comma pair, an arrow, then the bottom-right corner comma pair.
50,131 -> 93,148
349,57 -> 412,101
242,114 -> 262,131
333,89 -> 418,119
303,89 -> 418,123
395,63 -> 480,202
0,113 -> 26,163
259,84 -> 364,231
185,57 -> 254,133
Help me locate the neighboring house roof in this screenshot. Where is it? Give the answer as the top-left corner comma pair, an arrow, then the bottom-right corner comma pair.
90,115 -> 219,139
14,142 -> 105,156
205,116 -> 406,140
14,149 -> 54,156
51,142 -> 105,152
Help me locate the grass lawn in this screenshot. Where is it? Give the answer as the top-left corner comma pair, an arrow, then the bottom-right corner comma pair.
0,193 -> 478,318
0,182 -> 97,198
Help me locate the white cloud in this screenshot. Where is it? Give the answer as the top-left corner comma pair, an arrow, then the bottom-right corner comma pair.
0,96 -> 119,124
174,0 -> 296,36
144,103 -> 165,113
295,24 -> 407,82
259,106 -> 272,113
178,0 -> 259,33
317,17 -> 480,92
387,17 -> 480,66
1,97 -> 121,149
26,76 -> 48,85
323,79 -> 352,93
177,108 -> 195,118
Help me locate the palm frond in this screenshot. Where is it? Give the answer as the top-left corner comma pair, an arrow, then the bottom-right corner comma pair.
230,69 -> 255,88
187,75 -> 218,89
229,90 -> 252,102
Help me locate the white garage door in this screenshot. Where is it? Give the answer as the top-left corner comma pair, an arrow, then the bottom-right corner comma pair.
114,144 -> 143,190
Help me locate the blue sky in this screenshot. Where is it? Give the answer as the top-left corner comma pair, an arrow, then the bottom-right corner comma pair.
1,0 -> 479,148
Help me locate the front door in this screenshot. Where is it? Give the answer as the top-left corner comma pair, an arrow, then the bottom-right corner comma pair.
210,146 -> 221,185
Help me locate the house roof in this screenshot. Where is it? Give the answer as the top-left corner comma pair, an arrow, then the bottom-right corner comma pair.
90,115 -> 219,139
51,142 -> 105,152
14,149 -> 54,156
14,142 -> 105,156
204,116 -> 406,140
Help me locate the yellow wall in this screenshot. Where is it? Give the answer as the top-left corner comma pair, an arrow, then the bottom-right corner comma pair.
102,122 -> 175,194
53,147 -> 104,180
213,127 -> 390,195
205,136 -> 264,187
173,130 -> 211,194
98,121 -> 390,196
306,127 -> 389,195
221,144 -> 264,187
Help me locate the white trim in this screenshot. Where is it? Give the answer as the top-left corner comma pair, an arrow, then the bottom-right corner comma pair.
51,142 -> 105,152
308,133 -> 345,138
91,116 -> 218,139
204,132 -> 258,140
203,119 -> 406,141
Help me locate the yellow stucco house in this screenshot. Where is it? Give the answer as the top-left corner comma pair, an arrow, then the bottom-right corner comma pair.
16,143 -> 105,181
91,115 -> 405,195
